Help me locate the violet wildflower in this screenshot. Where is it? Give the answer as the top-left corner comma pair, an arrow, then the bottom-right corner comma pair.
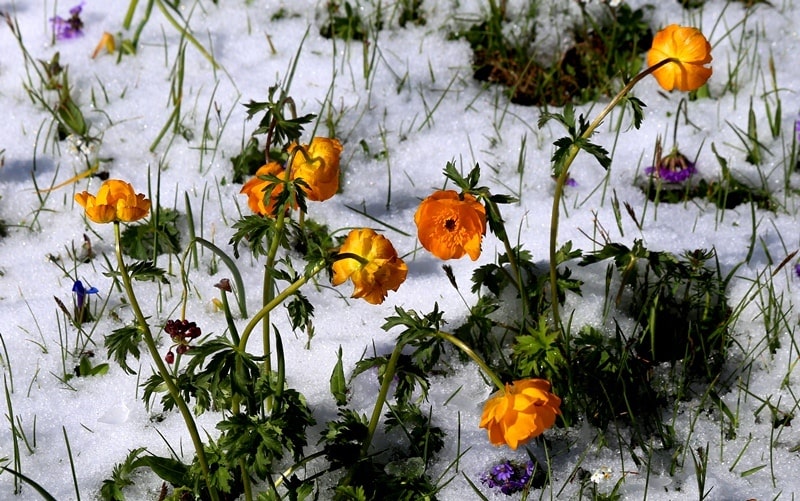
645,150 -> 696,184
51,2 -> 85,41
72,280 -> 98,323
794,263 -> 800,279
480,459 -> 534,495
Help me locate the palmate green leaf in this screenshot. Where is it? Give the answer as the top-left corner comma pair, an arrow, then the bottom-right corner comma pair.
100,448 -> 147,501
230,214 -> 276,259
126,261 -> 170,283
104,325 -> 142,375
576,138 -> 612,170
321,409 -> 370,469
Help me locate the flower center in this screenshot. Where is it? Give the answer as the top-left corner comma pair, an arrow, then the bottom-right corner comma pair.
444,218 -> 457,231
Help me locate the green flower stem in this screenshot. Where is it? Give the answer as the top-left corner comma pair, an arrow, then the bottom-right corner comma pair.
548,58 -> 674,330
361,342 -> 405,458
122,0 -> 140,29
486,198 -> 528,325
435,331 -> 505,391
238,261 -> 327,352
113,223 -> 219,501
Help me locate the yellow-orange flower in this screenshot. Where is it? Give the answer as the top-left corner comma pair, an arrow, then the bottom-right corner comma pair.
75,179 -> 150,223
647,24 -> 712,92
414,190 -> 486,261
479,379 -> 561,450
92,31 -> 116,59
240,162 -> 291,217
331,228 -> 408,305
289,137 -> 343,202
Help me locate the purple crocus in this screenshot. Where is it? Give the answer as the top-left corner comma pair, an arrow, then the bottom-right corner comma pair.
645,150 -> 696,184
72,280 -> 98,313
480,459 -> 534,495
51,2 -> 85,41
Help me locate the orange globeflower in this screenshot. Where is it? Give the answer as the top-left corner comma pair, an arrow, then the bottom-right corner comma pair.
331,228 -> 408,305
479,379 -> 561,450
414,190 -> 486,260
289,137 -> 343,202
240,162 -> 292,217
75,179 -> 150,223
647,24 -> 712,92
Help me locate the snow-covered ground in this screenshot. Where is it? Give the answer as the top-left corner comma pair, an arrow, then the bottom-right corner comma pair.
1,0 -> 800,499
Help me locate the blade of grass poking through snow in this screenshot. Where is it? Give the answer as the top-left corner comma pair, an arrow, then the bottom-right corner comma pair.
62,427 -> 81,501
185,193 -> 199,270
4,376 -> 21,495
180,237 -> 248,318
0,467 -> 58,501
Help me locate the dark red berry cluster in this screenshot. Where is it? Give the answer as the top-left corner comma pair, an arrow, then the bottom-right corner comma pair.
164,319 -> 202,364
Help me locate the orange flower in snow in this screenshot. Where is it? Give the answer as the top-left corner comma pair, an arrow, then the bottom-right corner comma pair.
75,179 -> 150,223
414,190 -> 486,260
289,137 -> 343,202
331,228 -> 408,305
240,162 -> 292,217
479,379 -> 561,450
647,24 -> 712,92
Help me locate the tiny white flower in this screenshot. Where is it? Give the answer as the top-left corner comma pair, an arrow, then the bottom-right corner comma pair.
590,465 -> 613,484
609,0 -> 623,6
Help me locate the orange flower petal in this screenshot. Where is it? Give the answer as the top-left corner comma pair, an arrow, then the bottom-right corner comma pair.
414,190 -> 487,261
332,228 -> 407,304
290,137 -> 343,202
75,180 -> 149,224
647,24 -> 712,92
479,379 -> 561,450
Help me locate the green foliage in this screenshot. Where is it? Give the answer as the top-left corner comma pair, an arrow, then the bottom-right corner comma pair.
244,85 -> 315,148
68,352 -> 109,380
100,448 -> 147,501
104,325 -> 142,375
320,1 -> 367,40
231,136 -> 264,184
321,409 -> 370,470
384,402 -> 445,460
457,3 -> 652,106
120,207 -> 182,260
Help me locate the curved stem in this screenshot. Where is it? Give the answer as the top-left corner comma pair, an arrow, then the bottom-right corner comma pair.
548,59 -> 673,330
486,198 -> 528,325
361,342 -> 404,457
113,223 -> 219,501
239,261 -> 326,352
435,331 -> 505,391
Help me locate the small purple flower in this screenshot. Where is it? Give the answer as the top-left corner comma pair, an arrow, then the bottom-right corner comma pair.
72,280 -> 98,324
480,459 -> 534,496
794,263 -> 800,279
72,280 -> 98,311
646,151 -> 696,184
51,2 -> 84,41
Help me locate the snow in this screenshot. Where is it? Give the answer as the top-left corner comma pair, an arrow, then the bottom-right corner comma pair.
1,0 -> 800,499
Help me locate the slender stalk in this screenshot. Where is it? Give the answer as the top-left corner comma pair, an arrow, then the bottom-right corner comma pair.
548,59 -> 673,330
113,223 -> 219,501
122,0 -> 141,29
239,261 -> 326,352
486,198 -> 527,325
435,331 -> 505,391
361,342 -> 404,457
